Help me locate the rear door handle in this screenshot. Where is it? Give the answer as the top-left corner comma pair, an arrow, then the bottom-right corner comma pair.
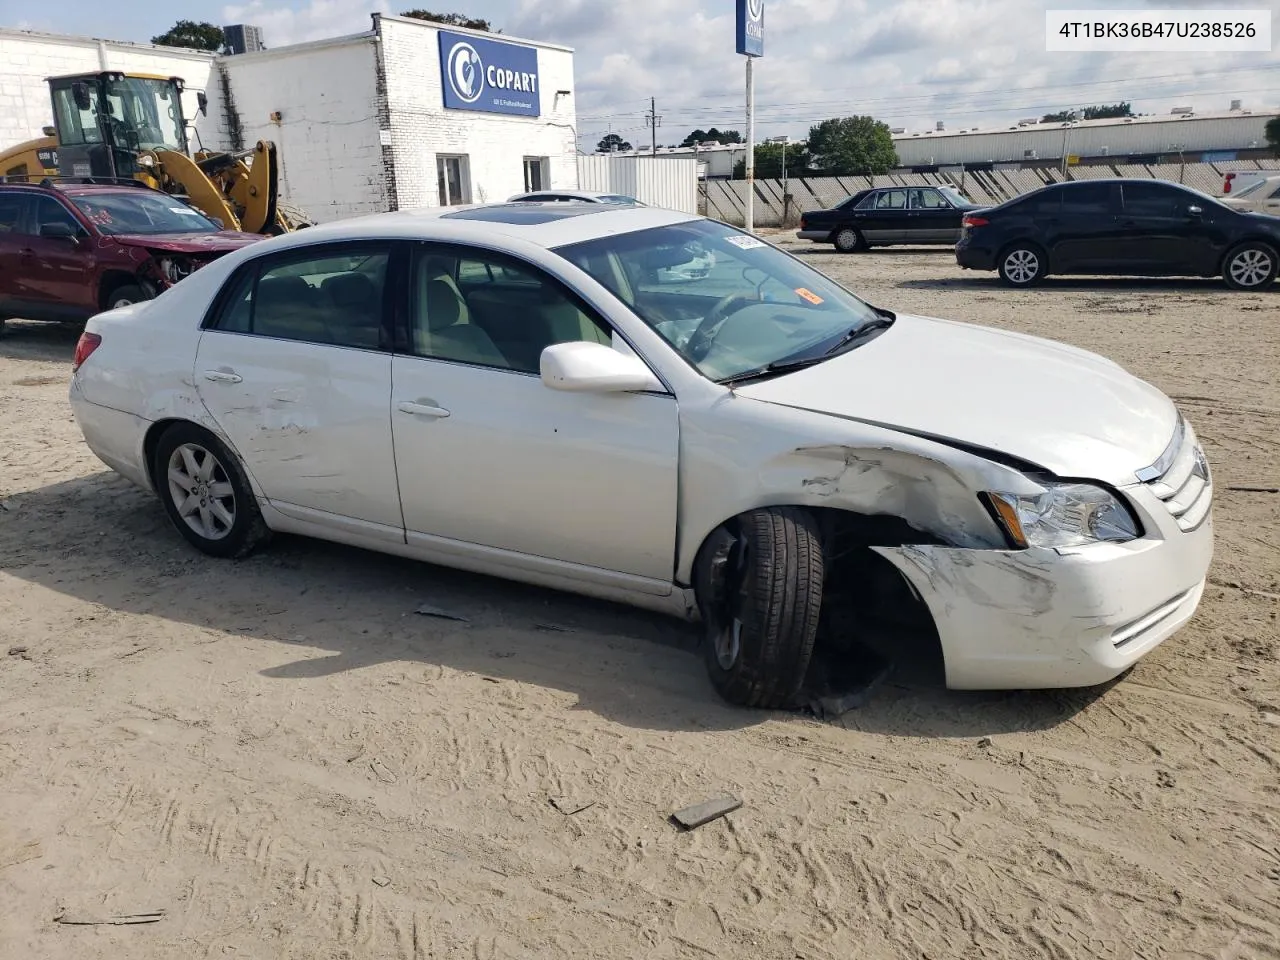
203,369 -> 242,384
397,400 -> 450,419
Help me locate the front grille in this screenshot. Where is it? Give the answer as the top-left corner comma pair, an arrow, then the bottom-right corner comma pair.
1136,417 -> 1212,532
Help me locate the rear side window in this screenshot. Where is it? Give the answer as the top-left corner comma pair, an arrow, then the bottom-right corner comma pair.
0,194 -> 23,233
209,243 -> 391,350
1061,183 -> 1115,216
1009,191 -> 1060,217
1122,182 -> 1180,218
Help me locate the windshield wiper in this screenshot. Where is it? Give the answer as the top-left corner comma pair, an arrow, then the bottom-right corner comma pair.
718,313 -> 896,387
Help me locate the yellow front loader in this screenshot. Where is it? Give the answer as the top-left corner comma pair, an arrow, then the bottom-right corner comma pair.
0,71 -> 311,234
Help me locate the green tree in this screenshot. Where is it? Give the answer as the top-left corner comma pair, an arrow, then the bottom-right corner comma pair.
1266,116 -> 1280,155
151,20 -> 225,51
732,141 -> 811,179
596,133 -> 633,153
1042,102 -> 1132,123
400,10 -> 495,31
680,127 -> 742,147
807,117 -> 897,176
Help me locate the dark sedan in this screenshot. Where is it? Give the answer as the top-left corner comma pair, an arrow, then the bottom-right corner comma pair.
956,178 -> 1280,290
797,185 -> 984,252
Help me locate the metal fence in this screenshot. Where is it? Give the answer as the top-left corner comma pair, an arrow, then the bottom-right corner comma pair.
700,158 -> 1280,227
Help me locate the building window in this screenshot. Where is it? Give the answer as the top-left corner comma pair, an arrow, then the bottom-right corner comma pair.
437,155 -> 471,206
523,156 -> 549,193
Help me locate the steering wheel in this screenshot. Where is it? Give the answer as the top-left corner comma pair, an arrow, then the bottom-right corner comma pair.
685,293 -> 757,362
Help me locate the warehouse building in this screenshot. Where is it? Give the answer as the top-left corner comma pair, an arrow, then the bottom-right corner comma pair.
0,16 -> 578,222
892,107 -> 1276,168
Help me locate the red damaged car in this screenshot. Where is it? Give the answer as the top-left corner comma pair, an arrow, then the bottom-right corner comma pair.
0,180 -> 263,335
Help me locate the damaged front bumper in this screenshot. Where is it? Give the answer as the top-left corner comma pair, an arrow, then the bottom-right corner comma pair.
873,481 -> 1215,690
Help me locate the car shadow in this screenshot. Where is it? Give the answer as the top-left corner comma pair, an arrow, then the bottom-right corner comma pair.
0,470 -> 1106,738
0,320 -> 81,363
793,246 -> 951,257
897,275 -> 1244,292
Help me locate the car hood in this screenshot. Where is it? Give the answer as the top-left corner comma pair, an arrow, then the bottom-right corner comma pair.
733,313 -> 1178,486
111,231 -> 264,254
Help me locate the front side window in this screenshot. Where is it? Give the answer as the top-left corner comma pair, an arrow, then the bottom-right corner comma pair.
909,188 -> 950,209
51,85 -> 104,146
30,196 -> 84,236
408,246 -> 611,373
557,219 -> 886,382
1122,182 -> 1179,218
211,244 -> 390,350
69,192 -> 219,235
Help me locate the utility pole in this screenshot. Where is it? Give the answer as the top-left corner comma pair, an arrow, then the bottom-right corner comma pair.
645,98 -> 662,157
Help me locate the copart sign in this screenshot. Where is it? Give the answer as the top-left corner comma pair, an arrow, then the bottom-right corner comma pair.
439,30 -> 541,118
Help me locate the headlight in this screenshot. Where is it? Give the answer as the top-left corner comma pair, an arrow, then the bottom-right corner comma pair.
985,482 -> 1140,549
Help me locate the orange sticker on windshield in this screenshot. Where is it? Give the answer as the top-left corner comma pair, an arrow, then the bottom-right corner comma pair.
795,287 -> 824,305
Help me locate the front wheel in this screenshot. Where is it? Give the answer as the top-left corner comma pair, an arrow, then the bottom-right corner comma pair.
695,507 -> 824,709
997,243 -> 1046,287
105,284 -> 149,310
1222,242 -> 1278,291
153,422 -> 271,559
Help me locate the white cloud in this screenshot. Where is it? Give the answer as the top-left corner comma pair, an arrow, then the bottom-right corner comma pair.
219,0 -> 391,47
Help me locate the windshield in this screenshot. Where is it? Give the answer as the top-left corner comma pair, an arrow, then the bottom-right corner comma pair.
1228,179 -> 1271,199
104,76 -> 187,152
938,186 -> 971,206
556,219 -> 884,382
70,192 -> 220,235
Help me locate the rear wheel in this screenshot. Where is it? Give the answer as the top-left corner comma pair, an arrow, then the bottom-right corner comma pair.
695,507 -> 824,709
153,422 -> 270,559
997,243 -> 1046,287
1222,241 -> 1278,290
833,228 -> 866,253
105,284 -> 148,310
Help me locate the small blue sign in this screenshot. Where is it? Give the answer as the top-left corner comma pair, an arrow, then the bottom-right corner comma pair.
1201,150 -> 1237,163
736,0 -> 764,57
439,30 -> 540,117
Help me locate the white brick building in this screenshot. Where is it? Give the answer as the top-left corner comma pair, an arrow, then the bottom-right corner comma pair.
0,15 -> 579,223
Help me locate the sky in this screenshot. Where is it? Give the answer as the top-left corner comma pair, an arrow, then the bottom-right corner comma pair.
7,0 -> 1278,151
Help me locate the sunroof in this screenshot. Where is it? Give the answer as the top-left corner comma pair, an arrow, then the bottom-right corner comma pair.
439,204 -> 612,225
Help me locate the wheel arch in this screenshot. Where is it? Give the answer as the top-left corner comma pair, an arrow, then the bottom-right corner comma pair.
98,270 -> 142,309
687,504 -> 948,687
1218,235 -> 1279,272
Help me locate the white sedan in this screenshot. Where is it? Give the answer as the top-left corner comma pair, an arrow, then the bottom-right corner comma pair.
69,201 -> 1214,708
1219,174 -> 1280,216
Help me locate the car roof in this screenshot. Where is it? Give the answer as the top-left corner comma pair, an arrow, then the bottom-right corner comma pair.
0,181 -> 164,198
233,203 -> 701,254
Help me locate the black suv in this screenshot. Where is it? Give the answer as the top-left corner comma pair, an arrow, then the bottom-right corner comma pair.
955,178 -> 1280,290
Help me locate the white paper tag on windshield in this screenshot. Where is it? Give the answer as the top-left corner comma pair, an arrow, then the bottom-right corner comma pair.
169,206 -> 201,215
725,234 -> 766,250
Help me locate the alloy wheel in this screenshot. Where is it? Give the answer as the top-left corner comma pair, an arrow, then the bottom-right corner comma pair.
166,442 -> 236,541
1003,249 -> 1040,284
1229,249 -> 1273,288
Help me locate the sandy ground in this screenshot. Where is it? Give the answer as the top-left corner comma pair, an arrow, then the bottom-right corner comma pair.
1,245 -> 1278,960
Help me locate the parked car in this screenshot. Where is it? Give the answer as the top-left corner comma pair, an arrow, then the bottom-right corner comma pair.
956,179 -> 1280,290
69,203 -> 1212,708
797,185 -> 984,252
1218,174 -> 1280,217
0,179 -> 262,334
508,190 -> 645,205
1220,170 -> 1270,197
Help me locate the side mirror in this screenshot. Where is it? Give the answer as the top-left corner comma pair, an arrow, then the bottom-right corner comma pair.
197,91 -> 208,117
1187,205 -> 1203,217
540,341 -> 663,394
72,81 -> 92,111
40,222 -> 79,241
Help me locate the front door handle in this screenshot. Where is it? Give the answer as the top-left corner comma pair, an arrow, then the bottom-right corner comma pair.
397,400 -> 450,419
203,369 -> 242,384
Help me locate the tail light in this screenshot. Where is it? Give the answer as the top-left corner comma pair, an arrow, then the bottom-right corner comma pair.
72,331 -> 101,372
962,215 -> 989,228
1223,172 -> 1236,194
799,215 -> 809,229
